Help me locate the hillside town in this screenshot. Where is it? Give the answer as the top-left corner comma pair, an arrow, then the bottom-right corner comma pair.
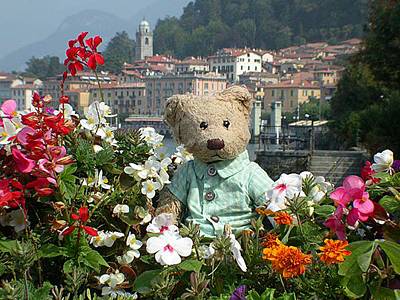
0,20 -> 361,132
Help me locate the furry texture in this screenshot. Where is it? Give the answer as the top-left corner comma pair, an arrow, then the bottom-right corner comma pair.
157,86 -> 253,222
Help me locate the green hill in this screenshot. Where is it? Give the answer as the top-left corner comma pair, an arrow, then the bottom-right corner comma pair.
154,0 -> 369,57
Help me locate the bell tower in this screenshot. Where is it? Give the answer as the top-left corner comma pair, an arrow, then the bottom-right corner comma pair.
135,19 -> 153,60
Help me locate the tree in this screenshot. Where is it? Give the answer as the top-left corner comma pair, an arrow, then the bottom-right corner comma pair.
25,56 -> 64,79
330,0 -> 400,155
103,31 -> 135,73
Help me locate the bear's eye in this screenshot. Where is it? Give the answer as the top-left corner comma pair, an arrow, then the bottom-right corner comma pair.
223,120 -> 230,129
200,121 -> 208,130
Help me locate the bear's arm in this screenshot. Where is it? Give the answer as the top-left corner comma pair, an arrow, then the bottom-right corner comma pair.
248,162 -> 274,207
155,162 -> 189,221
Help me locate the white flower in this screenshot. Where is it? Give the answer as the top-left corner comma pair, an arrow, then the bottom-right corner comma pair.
90,231 -> 124,248
93,145 -> 104,153
265,173 -> 303,212
117,249 -> 141,265
200,244 -> 215,259
84,169 -> 111,190
126,232 -> 143,251
229,234 -> 247,272
139,127 -> 164,147
0,118 -> 17,145
80,101 -> 108,131
372,149 -> 394,173
172,145 -> 193,164
146,213 -> 179,235
113,204 -> 129,216
300,172 -> 332,203
146,231 -> 193,266
140,213 -> 152,225
141,180 -> 161,199
153,146 -> 169,161
97,126 -> 116,144
99,270 -> 125,296
55,104 -> 77,119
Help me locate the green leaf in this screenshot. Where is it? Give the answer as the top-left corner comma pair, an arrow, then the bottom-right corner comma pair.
63,259 -> 75,273
0,239 -> 18,253
343,274 -> 367,298
78,246 -> 109,273
314,205 -> 336,217
370,284 -> 399,300
59,164 -> 78,200
377,240 -> 400,274
178,259 -> 203,273
379,196 -> 400,214
38,244 -> 67,258
338,241 -> 376,276
133,269 -> 162,294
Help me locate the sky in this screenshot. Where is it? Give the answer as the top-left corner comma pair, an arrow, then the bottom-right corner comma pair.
0,0 -> 189,58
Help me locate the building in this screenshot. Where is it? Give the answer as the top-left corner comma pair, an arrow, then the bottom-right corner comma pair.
11,80 -> 43,111
263,80 -> 321,113
174,57 -> 209,73
208,48 -> 262,82
144,72 -> 227,115
90,82 -> 147,116
135,19 -> 153,60
125,55 -> 177,76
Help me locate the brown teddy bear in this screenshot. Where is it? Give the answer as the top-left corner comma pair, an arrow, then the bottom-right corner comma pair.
156,86 -> 273,237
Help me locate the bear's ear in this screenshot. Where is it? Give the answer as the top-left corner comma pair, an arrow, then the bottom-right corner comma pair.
216,85 -> 253,116
164,94 -> 186,128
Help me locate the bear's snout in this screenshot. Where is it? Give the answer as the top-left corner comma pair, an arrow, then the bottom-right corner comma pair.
207,139 -> 225,150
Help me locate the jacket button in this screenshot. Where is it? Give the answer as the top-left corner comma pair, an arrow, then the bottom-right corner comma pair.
205,191 -> 215,201
207,166 -> 217,176
210,216 -> 220,223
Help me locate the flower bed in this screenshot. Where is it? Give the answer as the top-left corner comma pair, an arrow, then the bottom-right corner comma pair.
0,33 -> 399,300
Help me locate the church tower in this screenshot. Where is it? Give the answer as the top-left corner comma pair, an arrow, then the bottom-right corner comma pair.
135,19 -> 153,60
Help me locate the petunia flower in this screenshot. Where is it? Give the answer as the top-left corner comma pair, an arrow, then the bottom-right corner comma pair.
265,173 -> 303,211
146,231 -> 193,266
146,213 -> 179,234
371,149 -> 394,173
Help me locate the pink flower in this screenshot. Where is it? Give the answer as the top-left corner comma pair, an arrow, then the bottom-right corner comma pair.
1,100 -> 18,117
324,205 -> 346,240
16,127 -> 35,146
12,147 -> 35,173
330,187 -> 351,207
38,146 -> 71,176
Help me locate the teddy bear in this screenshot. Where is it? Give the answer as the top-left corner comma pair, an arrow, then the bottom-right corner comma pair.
156,86 -> 273,237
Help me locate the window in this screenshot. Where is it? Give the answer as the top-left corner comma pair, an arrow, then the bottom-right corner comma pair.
272,90 -> 275,97
145,37 -> 149,45
204,83 -> 209,90
255,66 -> 257,71
290,100 -> 294,107
248,66 -> 250,70
290,90 -> 294,97
311,90 -> 314,96
241,66 -> 243,70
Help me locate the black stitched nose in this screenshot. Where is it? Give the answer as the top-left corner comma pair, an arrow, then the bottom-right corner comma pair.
207,139 -> 225,150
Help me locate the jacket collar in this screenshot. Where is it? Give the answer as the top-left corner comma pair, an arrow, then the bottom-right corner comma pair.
193,150 -> 250,179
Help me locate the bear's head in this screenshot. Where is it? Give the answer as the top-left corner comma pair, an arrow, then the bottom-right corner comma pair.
164,86 -> 252,163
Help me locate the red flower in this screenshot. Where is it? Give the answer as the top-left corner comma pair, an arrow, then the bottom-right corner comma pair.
59,95 -> 69,104
361,161 -> 380,184
12,147 -> 36,173
63,207 -> 98,236
0,179 -> 25,208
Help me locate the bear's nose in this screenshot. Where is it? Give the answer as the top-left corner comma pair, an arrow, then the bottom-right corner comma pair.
207,139 -> 225,150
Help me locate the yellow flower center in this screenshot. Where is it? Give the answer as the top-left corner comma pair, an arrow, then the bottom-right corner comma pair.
1,132 -> 7,138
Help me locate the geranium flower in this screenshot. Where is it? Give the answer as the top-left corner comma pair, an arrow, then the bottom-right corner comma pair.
12,147 -> 35,173
146,213 -> 179,234
273,211 -> 293,225
318,239 -> 351,264
0,118 -> 18,145
1,99 -> 18,118
265,173 -> 303,211
262,243 -> 312,279
62,206 -> 98,236
113,204 -> 129,216
229,234 -> 247,272
371,149 -> 394,173
324,205 -> 346,240
146,231 -> 193,266
141,179 -> 161,199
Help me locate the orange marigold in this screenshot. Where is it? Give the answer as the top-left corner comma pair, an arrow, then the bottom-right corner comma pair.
274,212 -> 293,225
263,244 -> 312,278
318,239 -> 351,264
261,232 -> 282,248
255,207 -> 274,216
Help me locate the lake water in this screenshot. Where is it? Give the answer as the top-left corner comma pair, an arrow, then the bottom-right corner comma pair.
163,138 -> 259,161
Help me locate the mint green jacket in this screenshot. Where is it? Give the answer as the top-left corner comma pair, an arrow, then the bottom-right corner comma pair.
168,151 -> 273,237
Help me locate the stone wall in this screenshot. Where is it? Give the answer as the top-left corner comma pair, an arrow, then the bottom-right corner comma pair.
255,150 -> 310,180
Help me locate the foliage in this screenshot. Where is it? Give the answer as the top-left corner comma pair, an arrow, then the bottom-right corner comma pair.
102,31 -> 135,74
330,0 -> 400,154
154,0 -> 368,57
24,55 -> 65,80
1,31 -> 400,300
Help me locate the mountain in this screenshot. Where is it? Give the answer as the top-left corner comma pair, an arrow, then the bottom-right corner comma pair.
0,10 -> 130,71
154,0 -> 370,58
0,0 -> 190,71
